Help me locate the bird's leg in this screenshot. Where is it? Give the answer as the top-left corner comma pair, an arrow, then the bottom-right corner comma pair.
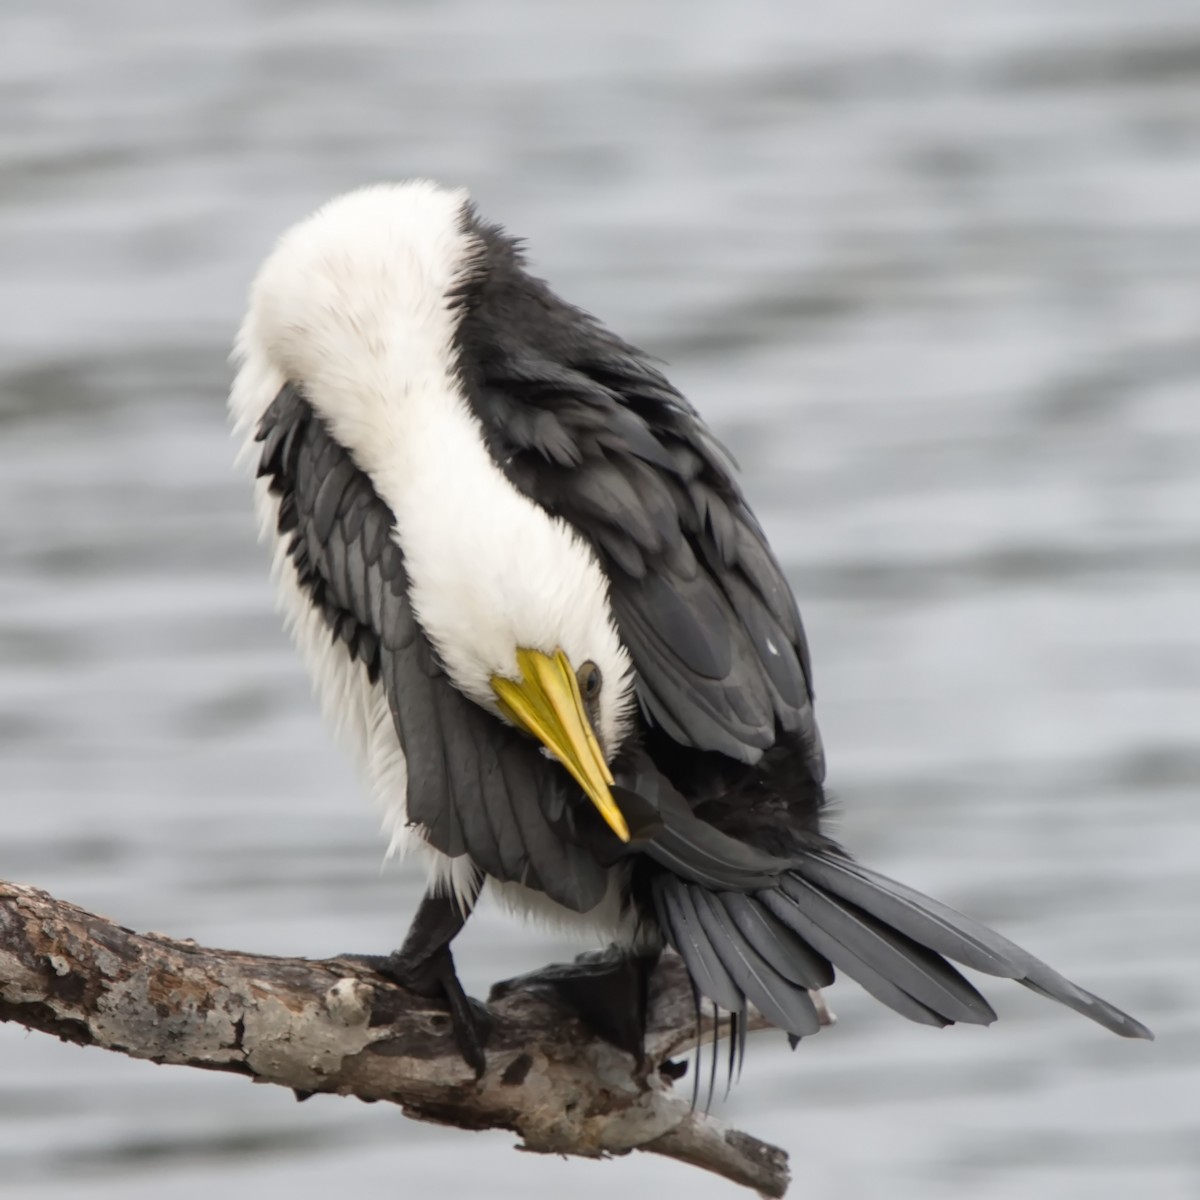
355,890 -> 490,1077
560,948 -> 658,1061
493,945 -> 661,1062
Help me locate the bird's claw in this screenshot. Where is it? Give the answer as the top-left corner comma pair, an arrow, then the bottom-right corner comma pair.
337,949 -> 491,1078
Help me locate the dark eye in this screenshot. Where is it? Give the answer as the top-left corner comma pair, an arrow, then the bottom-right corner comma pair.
577,661 -> 602,703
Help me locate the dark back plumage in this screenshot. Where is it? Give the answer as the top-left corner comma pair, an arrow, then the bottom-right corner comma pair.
452,214 -> 825,798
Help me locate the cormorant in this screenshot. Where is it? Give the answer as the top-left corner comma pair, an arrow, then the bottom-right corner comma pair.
230,181 -> 1151,1076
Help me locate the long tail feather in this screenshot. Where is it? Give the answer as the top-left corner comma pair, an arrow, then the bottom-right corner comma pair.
774,874 -> 997,1025
636,752 -> 1151,1045
691,888 -> 823,1037
651,850 -> 1152,1046
759,887 -> 953,1028
794,851 -> 1153,1039
653,876 -> 744,1013
720,892 -> 834,989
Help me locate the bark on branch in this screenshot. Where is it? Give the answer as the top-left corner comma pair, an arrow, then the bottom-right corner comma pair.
0,879 -> 824,1196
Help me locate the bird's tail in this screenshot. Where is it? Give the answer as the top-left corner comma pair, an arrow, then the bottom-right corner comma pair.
651,850 -> 1154,1048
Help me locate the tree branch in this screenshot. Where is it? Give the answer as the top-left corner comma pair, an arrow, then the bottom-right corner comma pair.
0,879 -> 827,1196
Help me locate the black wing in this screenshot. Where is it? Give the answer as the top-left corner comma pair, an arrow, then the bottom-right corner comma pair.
454,220 -> 823,780
256,384 -> 610,912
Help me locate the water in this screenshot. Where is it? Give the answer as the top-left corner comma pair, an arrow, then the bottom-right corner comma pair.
2,2 -> 1199,1196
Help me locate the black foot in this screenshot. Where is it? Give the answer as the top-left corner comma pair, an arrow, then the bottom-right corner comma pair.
493,946 -> 659,1061
344,949 -> 491,1078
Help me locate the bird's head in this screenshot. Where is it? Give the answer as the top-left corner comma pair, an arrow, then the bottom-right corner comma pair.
236,180 -> 640,842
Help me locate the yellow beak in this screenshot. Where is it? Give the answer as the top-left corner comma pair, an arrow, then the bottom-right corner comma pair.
491,648 -> 630,843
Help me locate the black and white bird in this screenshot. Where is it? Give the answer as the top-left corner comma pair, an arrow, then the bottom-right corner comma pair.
230,181 -> 1151,1076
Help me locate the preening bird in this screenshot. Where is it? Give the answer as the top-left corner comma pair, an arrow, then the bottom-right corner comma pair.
230,181 -> 1151,1076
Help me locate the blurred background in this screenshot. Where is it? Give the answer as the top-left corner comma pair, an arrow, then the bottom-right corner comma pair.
2,1 -> 1198,1197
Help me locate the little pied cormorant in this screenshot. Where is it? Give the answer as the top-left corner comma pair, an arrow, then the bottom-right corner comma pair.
230,181 -> 1151,1076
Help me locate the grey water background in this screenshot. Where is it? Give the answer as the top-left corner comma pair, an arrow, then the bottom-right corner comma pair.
2,1 -> 1198,1196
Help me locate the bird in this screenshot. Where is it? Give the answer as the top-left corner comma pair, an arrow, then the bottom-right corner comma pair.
229,180 -> 1152,1078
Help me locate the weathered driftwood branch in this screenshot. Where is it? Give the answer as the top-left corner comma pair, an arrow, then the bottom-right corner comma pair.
0,879 -> 824,1197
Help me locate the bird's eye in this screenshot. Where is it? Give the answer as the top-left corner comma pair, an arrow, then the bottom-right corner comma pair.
577,660 -> 602,703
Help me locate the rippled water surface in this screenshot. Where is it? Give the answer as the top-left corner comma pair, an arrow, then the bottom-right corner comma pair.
2,2 -> 1198,1197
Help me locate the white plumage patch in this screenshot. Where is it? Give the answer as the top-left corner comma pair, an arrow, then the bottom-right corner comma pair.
229,181 -> 636,931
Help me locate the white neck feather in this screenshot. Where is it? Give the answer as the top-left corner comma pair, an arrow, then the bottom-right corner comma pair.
233,181 -> 633,754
